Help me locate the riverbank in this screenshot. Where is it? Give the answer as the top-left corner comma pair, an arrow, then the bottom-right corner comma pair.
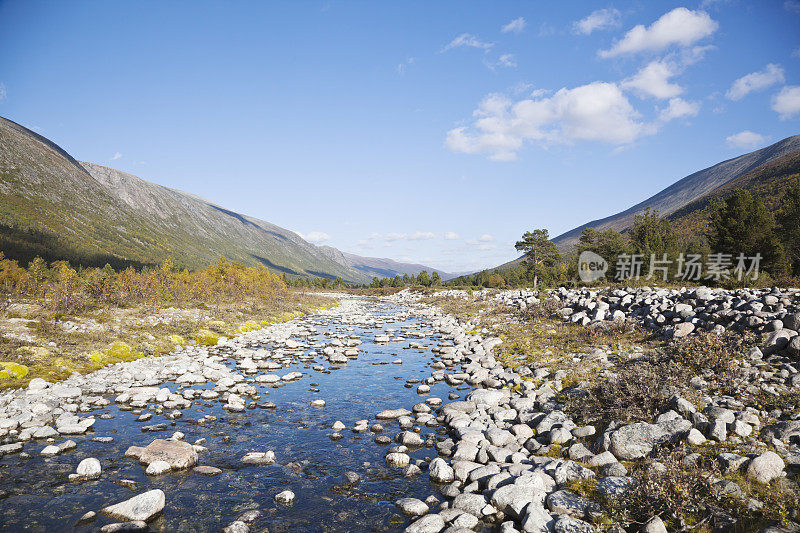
0,289 -> 797,532
0,290 -> 336,390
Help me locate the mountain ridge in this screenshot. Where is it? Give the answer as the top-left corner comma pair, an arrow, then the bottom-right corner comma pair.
0,116 -> 445,282
551,134 -> 800,250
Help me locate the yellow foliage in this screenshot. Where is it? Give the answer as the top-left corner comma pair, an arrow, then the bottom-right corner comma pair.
168,334 -> 185,345
52,357 -> 79,372
17,346 -> 52,360
193,328 -> 219,346
104,341 -> 139,362
0,362 -> 29,379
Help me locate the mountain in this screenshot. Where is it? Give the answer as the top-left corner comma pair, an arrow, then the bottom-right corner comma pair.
318,246 -> 450,279
0,116 -> 442,282
489,135 -> 800,273
551,135 -> 800,250
669,149 -> 800,240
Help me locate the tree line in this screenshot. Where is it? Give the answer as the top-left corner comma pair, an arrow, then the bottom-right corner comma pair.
447,180 -> 800,289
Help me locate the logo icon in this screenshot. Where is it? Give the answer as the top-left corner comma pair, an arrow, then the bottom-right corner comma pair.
578,251 -> 608,283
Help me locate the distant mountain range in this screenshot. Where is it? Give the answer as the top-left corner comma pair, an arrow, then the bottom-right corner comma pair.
0,116 -> 448,283
494,134 -> 800,272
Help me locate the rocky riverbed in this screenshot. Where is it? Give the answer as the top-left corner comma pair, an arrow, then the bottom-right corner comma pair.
0,290 -> 798,532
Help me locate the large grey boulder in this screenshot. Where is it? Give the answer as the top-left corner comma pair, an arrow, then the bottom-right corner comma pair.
761,420 -> 800,442
101,489 -> 165,522
746,451 -> 785,483
138,439 -> 198,469
610,419 -> 691,460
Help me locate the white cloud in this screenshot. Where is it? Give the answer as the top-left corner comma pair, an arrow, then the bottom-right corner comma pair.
477,234 -> 495,242
442,33 -> 493,52
446,82 -> 650,160
477,243 -> 498,251
573,8 -> 621,35
599,8 -> 718,58
658,97 -> 701,121
498,54 -> 517,68
444,232 -> 460,240
726,64 -> 785,100
109,152 -> 123,161
622,59 -> 683,99
302,231 -> 330,244
772,85 -> 800,119
793,48 -> 800,59
383,231 -> 436,242
0,83 -> 6,102
726,130 -> 768,149
785,0 -> 800,13
501,17 -> 526,34
396,57 -> 414,76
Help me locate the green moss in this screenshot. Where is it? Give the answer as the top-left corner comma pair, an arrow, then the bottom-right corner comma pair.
193,328 -> 219,346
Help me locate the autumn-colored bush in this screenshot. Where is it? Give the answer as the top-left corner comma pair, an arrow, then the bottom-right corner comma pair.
0,254 -> 287,314
564,356 -> 691,424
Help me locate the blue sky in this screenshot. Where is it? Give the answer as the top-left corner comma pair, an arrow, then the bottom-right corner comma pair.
0,1 -> 798,273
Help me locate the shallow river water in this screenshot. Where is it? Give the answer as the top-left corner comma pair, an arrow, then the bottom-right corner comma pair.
0,299 -> 472,532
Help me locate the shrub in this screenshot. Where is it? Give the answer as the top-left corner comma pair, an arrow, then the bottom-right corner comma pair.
521,298 -> 562,320
668,332 -> 747,395
564,356 -> 691,424
603,451 -> 722,530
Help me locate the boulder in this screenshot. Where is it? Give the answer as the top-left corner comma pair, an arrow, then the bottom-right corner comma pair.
101,490 -> 165,522
138,439 -> 198,469
746,451 -> 785,484
610,419 -> 691,460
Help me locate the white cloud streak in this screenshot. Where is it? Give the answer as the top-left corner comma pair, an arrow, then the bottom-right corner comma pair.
109,152 -> 123,161
599,8 -> 717,58
772,85 -> 800,119
726,64 -> 785,100
442,33 -> 493,52
658,97 -> 701,121
498,54 -> 517,68
501,17 -> 526,34
573,8 -> 621,35
726,130 -> 767,149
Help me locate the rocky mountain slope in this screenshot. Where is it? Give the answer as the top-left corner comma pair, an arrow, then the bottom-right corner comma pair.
552,134 -> 800,250
0,116 -> 443,282
318,246 -> 450,279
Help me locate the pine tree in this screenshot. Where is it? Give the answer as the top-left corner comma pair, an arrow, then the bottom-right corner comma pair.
777,179 -> 800,275
514,229 -> 561,290
707,189 -> 784,274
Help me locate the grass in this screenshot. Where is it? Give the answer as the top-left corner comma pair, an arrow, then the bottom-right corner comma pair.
0,290 -> 336,389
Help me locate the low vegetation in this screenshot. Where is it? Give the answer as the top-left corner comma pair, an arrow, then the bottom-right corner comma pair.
0,254 -> 335,389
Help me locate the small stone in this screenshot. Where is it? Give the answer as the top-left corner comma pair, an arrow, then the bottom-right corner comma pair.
76,457 -> 102,479
395,497 -> 429,517
241,451 -> 275,465
274,490 -> 295,504
194,465 -> 222,476
641,515 -> 668,533
145,460 -> 172,475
